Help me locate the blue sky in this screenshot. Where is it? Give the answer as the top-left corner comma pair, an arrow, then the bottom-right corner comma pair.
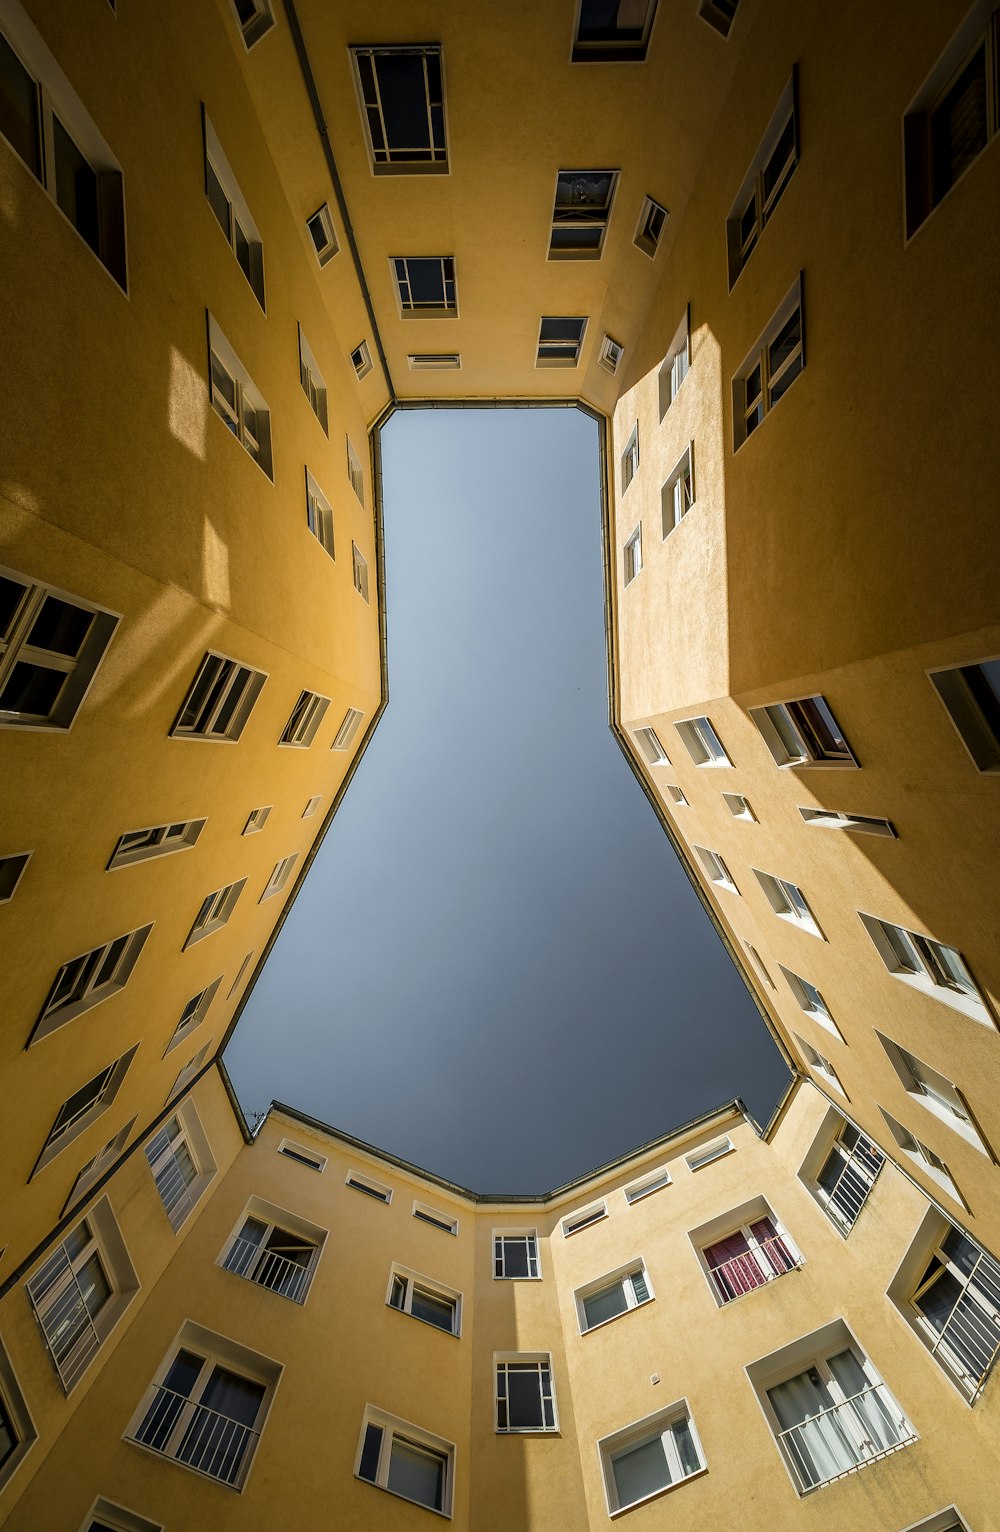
226,406 -> 789,1191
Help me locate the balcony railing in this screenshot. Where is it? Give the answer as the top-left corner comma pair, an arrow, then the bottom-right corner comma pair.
223,1236 -> 313,1303
709,1235 -> 799,1303
926,1258 -> 1000,1398
822,1139 -> 884,1233
131,1385 -> 260,1487
147,1130 -> 196,1228
26,1244 -> 101,1392
776,1383 -> 915,1492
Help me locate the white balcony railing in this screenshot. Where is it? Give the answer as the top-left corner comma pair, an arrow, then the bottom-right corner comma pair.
776,1384 -> 915,1492
709,1235 -> 799,1303
823,1138 -> 884,1233
223,1236 -> 312,1303
131,1385 -> 260,1487
927,1253 -> 1000,1397
26,1243 -> 102,1392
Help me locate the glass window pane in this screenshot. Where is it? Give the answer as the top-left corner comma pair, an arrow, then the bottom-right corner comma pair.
52,115 -> 100,256
584,1280 -> 628,1328
612,1435 -> 669,1507
0,32 -> 40,176
410,1287 -> 455,1331
388,1437 -> 444,1509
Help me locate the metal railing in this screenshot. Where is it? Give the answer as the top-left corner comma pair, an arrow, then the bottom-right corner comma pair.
926,1254 -> 1000,1397
822,1139 -> 884,1233
146,1132 -> 196,1227
26,1243 -> 102,1392
223,1236 -> 312,1303
131,1385 -> 260,1487
777,1384 -> 915,1491
709,1235 -> 799,1302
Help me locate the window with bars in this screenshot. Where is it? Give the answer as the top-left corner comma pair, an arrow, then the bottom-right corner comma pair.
355,1407 -> 454,1515
700,1213 -> 800,1304
494,1231 -> 539,1279
495,1356 -> 556,1432
733,279 -> 804,448
172,651 -> 266,741
577,1263 -> 652,1333
260,854 -> 297,902
0,8 -> 127,287
32,924 -> 152,1042
549,168 -> 618,259
298,326 -> 329,434
203,112 -> 264,308
207,315 -> 272,477
727,74 -> 797,283
599,1403 -> 705,1513
184,879 -> 245,948
27,1202 -> 137,1392
661,445 -> 694,536
34,1048 -> 138,1176
930,657 -> 1000,771
221,1207 -> 321,1304
333,706 -> 365,751
633,195 -> 667,256
388,1266 -> 460,1334
813,1122 -> 884,1235
906,1221 -> 1000,1398
571,0 -> 658,61
536,315 -> 587,367
861,913 -> 991,1022
279,689 -> 330,747
306,202 -> 337,265
391,255 -> 456,316
108,818 -> 205,869
351,46 -> 448,174
750,695 -> 856,767
755,869 -> 823,936
676,715 -> 731,766
0,565 -> 119,731
305,469 -> 334,558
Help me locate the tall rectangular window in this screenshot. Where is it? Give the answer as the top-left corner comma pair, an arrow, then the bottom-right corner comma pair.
298,326 -> 329,434
207,314 -> 273,478
733,277 -> 804,448
203,112 -> 264,308
166,977 -> 221,1055
170,651 -> 266,741
33,1047 -> 138,1176
623,527 -> 642,585
332,706 -> 365,750
26,1203 -> 138,1392
351,46 -> 448,174
147,1106 -> 216,1229
750,695 -> 856,766
930,657 -> 1000,770
305,469 -> 334,558
0,565 -> 120,731
621,425 -> 639,493
727,74 -> 798,284
279,689 -> 330,747
494,1231 -> 539,1279
347,438 -> 365,504
633,195 -> 667,256
676,715 -> 731,766
536,315 -> 587,367
495,1356 -> 557,1432
903,1219 -> 1000,1398
548,168 -> 618,259
813,1121 -> 884,1235
391,256 -> 457,317
352,544 -> 370,602
658,309 -> 690,416
661,445 -> 694,536
0,851 -> 30,901
306,202 -> 337,265
32,925 -> 152,1042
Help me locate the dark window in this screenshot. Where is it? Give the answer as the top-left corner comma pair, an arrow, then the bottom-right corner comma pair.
392,256 -> 456,315
0,31 -> 41,175
353,47 -> 447,172
550,169 -> 618,258
572,0 -> 658,62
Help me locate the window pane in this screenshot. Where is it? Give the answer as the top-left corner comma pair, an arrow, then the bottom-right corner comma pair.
358,1421 -> 383,1482
0,32 -> 40,176
52,115 -> 100,257
584,1279 -> 628,1328
410,1287 -> 455,1331
504,1365 -> 546,1428
206,159 -> 231,238
375,53 -> 433,159
932,43 -> 988,200
612,1435 -> 669,1507
0,660 -> 66,718
388,1437 -> 444,1510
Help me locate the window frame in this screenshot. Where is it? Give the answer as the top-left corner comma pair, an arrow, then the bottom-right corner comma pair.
390,255 -> 457,318
633,194 -> 668,257
698,0 -> 740,38
107,818 -> 205,870
929,656 -> 1000,771
183,878 -> 246,948
548,167 -> 619,260
279,688 -> 330,747
876,1031 -> 993,1156
0,1339 -> 36,1496
219,1196 -> 326,1305
598,1399 -> 707,1516
297,325 -> 329,435
32,1046 -> 138,1177
0,564 -> 121,732
332,706 -> 365,750
305,468 -> 335,558
732,275 -> 804,450
78,1499 -> 164,1532
694,844 -> 739,894
691,1199 -> 802,1307
598,334 -> 624,374
202,109 -> 265,310
657,308 -> 690,417
536,314 -> 588,368
795,1032 -> 846,1096
346,1169 -> 393,1204
408,352 -> 462,370
493,1229 -> 541,1280
347,437 -> 365,504
779,965 -> 842,1039
229,0 -> 274,49
494,1353 -> 558,1434
661,444 -> 695,537
685,1136 -> 734,1172
352,543 -> 370,601
570,0 -> 659,63
880,1107 -> 965,1203
859,912 -> 994,1027
561,1200 -> 608,1238
624,1165 -> 671,1203
354,1405 -> 455,1517
351,339 -> 374,379
170,649 -> 267,742
0,850 -> 31,901
798,806 -> 897,837
349,45 -> 449,176
146,1100 -> 218,1231
206,313 -> 273,479
387,1263 -> 462,1336
64,1114 -> 136,1213
277,1137 -> 327,1172
727,72 -> 798,285
412,1201 -> 458,1236
242,805 -> 271,835
620,424 -> 639,494
623,525 -> 642,585
754,868 -> 824,937
576,1259 -> 654,1334
260,854 -> 297,902
800,1112 -> 884,1237
306,202 -> 337,265
31,923 -> 152,1042
675,715 -> 731,766
749,695 -> 858,768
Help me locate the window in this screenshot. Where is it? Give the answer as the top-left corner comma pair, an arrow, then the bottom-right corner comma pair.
64,1115 -> 135,1211
750,695 -> 857,767
351,340 -> 373,380
230,0 -> 274,49
727,74 -> 797,283
127,1324 -> 279,1489
302,795 -> 322,818
0,565 -> 120,731
184,879 -> 245,947
171,651 -> 266,741
0,850 -> 30,900
633,195 -> 667,256
599,1402 -> 705,1514
734,277 -> 804,449
27,1199 -> 138,1391
355,1406 -> 454,1515
305,469 -> 334,558
881,1109 -> 964,1200
347,437 -> 365,504
333,706 -> 365,750
32,924 -> 152,1042
755,869 -> 823,936
108,819 -> 205,870
347,1170 -> 392,1203
306,202 -> 337,265
221,1199 -> 323,1304
495,1355 -> 557,1433
0,1339 -> 35,1493
746,941 -> 776,989
494,1230 -> 539,1279
599,334 -> 624,373
202,112 -> 264,308
207,314 -> 272,478
661,445 -> 695,536
242,805 -> 270,835
666,784 -> 688,806
227,951 -> 254,999
260,854 -> 297,902
795,1034 -> 844,1095
696,1207 -> 800,1304
408,352 -> 461,370
799,807 -> 896,837
571,0 -> 658,61
0,5 -> 126,287
860,913 -> 992,1024
577,1262 -> 653,1333
676,715 -> 731,766
904,5 -> 1000,237
877,1033 -> 989,1153
624,1166 -> 671,1203
694,845 -> 739,893
167,1041 -> 211,1103
686,1136 -> 734,1171
279,689 -> 330,747
297,326 -> 329,434
145,1106 -> 216,1230
898,1513 -> 970,1532
929,657 -> 1000,770
80,1500 -> 163,1532
813,1121 -> 884,1235
698,0 -> 739,37
34,1047 -> 138,1176
749,1323 -> 915,1493
658,309 -> 690,416
536,315 -> 587,367
351,46 -> 447,174
413,1202 -> 458,1236
562,1201 -> 607,1237
897,1216 -> 1000,1399
352,543 -> 370,601
636,727 -> 669,765
388,1265 -> 461,1335
277,1138 -> 326,1171
620,424 -> 639,493
391,255 -> 457,317
166,977 -> 221,1055
723,792 -> 755,820
549,168 -> 618,259
623,526 -> 642,585
780,967 -> 841,1038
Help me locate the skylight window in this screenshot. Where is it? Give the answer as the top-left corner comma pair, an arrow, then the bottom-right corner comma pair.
351,47 -> 448,174
536,316 -> 587,368
391,256 -> 457,317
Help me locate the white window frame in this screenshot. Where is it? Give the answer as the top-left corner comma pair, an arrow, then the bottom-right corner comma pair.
494,1353 -> 558,1434
623,525 -> 642,585
675,715 -> 731,766
576,1260 -> 653,1334
798,806 -> 896,837
0,563 -> 121,732
354,1405 -> 455,1517
227,951 -> 254,999
691,1198 -> 802,1308
795,1033 -> 846,1096
219,1196 -> 326,1306
685,1136 -> 734,1172
658,308 -> 690,416
535,314 -> 587,367
779,966 -> 842,1040
167,1040 -> 212,1104
107,819 -> 205,870
170,649 -> 267,742
727,73 -> 798,284
493,1229 -> 540,1280
598,1399 -> 706,1516
391,255 -> 458,318
570,0 -> 659,62
346,1169 -> 392,1204
352,543 -> 370,601
347,437 -> 365,504
277,1138 -> 326,1172
754,869 -> 823,937
800,1111 -> 884,1236
242,805 -> 270,835
351,339 -> 373,379
305,201 -> 337,264
548,166 -> 619,260
561,1200 -> 608,1238
408,352 -> 462,370
350,45 -> 449,176
184,879 -> 246,948
305,468 -> 334,558
202,110 -> 264,309
0,850 -> 30,901
694,845 -> 739,893
298,325 -> 329,434
333,706 -> 365,750
750,695 -> 857,767
880,1108 -> 965,1203
733,276 -> 804,450
624,1165 -> 671,1203
166,977 -> 222,1057
722,792 -> 756,820
302,794 -> 322,819
633,194 -> 668,257
387,1263 -> 462,1336
78,1499 -> 163,1532
207,313 -> 273,478
33,1046 -> 138,1176
229,0 -> 274,49
620,424 -> 639,493
860,912 -> 993,1026
63,1114 -> 136,1213
260,854 -> 297,903
146,1100 -> 217,1230
634,726 -> 668,764
412,1201 -> 458,1236
661,444 -> 695,537
666,784 -> 688,806
598,333 -> 624,373
876,1032 -> 991,1156
32,923 -> 152,1042
279,689 -> 330,747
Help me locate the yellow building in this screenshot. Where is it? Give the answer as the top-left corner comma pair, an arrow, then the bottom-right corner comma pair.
1,0 -> 999,1525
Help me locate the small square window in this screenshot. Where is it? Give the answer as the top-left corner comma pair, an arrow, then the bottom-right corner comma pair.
494,1230 -> 540,1279
242,805 -> 271,835
661,445 -> 694,536
298,326 -> 329,435
666,783 -> 688,806
355,1407 -> 454,1515
391,255 -> 457,317
598,334 -> 624,373
536,315 -> 587,368
184,879 -> 246,947
347,1170 -> 392,1203
350,46 -> 448,174
930,657 -> 1000,771
623,526 -> 642,585
495,1355 -> 557,1433
635,726 -> 668,765
306,203 -> 338,265
733,277 -> 804,449
171,650 -> 266,741
0,564 -> 120,732
698,0 -> 739,37
230,0 -> 274,48
279,689 -> 330,747
685,1136 -> 734,1171
634,195 -> 668,257
548,168 -> 618,259
676,715 -> 731,766
599,1401 -> 706,1513
755,869 -> 823,937
723,792 -> 755,820
351,340 -> 373,380
571,0 -> 658,61
352,544 -> 370,602
750,695 -> 857,766
694,845 -> 739,893
0,851 -> 30,901
621,424 -> 639,493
